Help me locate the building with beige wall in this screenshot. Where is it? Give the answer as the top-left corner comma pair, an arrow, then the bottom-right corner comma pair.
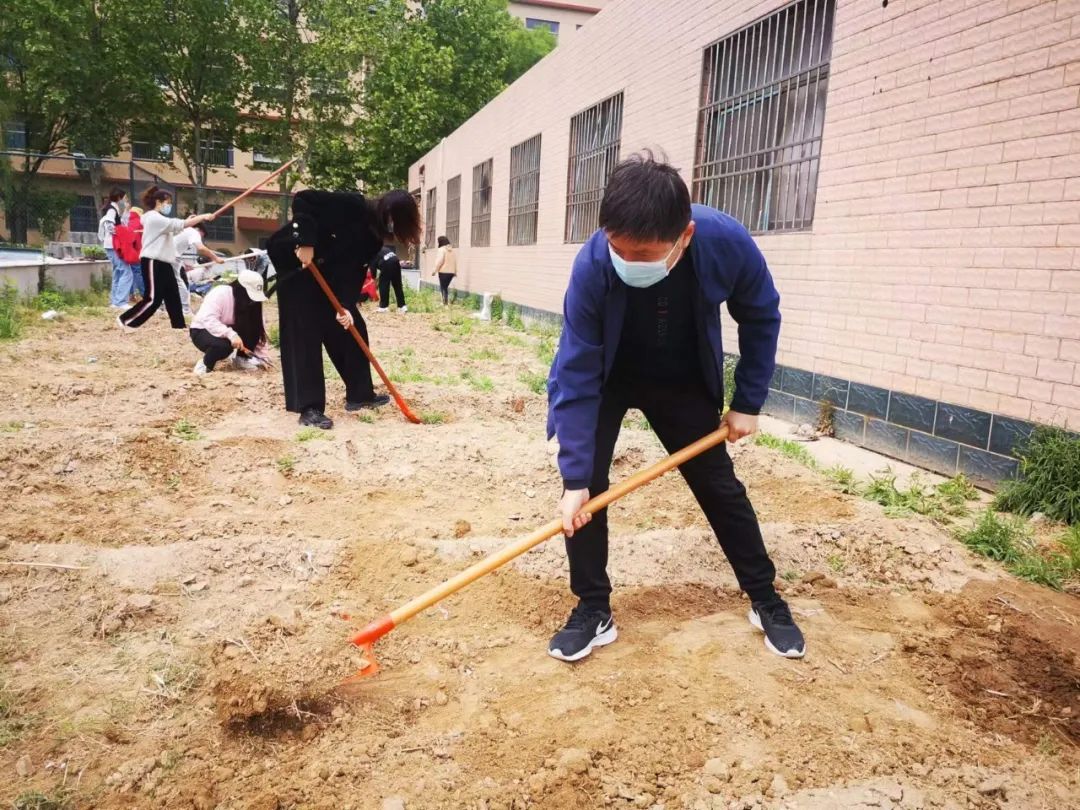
410,0 -> 1080,485
507,0 -> 610,43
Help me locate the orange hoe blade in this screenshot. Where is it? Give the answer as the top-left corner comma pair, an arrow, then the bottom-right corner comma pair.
347,424 -> 731,679
302,260 -> 422,425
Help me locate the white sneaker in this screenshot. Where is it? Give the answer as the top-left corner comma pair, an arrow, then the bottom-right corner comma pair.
193,360 -> 208,376
116,315 -> 135,333
232,356 -> 261,371
399,306 -> 408,313
375,307 -> 389,313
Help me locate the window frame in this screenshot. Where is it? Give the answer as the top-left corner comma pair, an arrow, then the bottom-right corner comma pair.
564,92 -> 624,244
507,134 -> 542,247
425,187 -> 438,249
470,158 -> 493,248
445,175 -> 461,247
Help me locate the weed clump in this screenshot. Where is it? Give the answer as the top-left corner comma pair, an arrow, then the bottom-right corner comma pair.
995,427 -> 1080,525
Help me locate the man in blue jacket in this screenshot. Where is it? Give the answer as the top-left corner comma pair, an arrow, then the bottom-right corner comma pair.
547,154 -> 804,662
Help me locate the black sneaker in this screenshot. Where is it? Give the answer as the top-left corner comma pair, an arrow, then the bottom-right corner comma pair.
548,604 -> 617,662
299,408 -> 333,430
749,598 -> 806,658
345,394 -> 391,411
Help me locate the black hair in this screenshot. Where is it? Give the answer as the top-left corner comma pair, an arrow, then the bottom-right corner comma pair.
373,189 -> 422,246
103,186 -> 127,214
193,221 -> 207,235
437,235 -> 450,247
230,281 -> 265,352
141,185 -> 172,210
598,151 -> 691,242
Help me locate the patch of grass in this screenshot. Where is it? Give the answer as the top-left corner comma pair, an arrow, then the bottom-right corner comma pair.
518,370 -> 547,395
12,790 -> 71,810
826,553 -> 847,573
0,283 -> 21,340
781,569 -> 799,582
171,419 -> 201,441
469,347 -> 502,362
460,370 -> 495,392
420,411 -> 447,425
407,286 -> 441,313
506,303 -> 525,331
537,334 -> 557,367
1037,733 -> 1061,757
355,412 -> 375,424
145,659 -> 201,703
0,682 -> 32,748
31,278 -> 109,311
0,420 -> 24,433
504,333 -> 526,347
995,426 -> 1080,525
622,411 -> 652,432
936,474 -> 980,508
276,455 -> 296,474
322,351 -> 341,380
490,294 -> 504,323
722,355 -> 737,410
268,324 -> 280,349
754,432 -> 818,468
824,465 -> 859,495
295,427 -> 328,442
861,471 -> 979,521
959,510 -> 1079,590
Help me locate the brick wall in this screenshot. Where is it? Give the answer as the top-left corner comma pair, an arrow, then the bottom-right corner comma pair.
409,0 -> 1080,433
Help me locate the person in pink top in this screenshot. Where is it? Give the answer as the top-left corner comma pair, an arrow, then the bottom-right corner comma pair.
189,269 -> 271,375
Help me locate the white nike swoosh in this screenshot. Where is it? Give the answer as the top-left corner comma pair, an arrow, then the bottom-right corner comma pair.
596,618 -> 612,635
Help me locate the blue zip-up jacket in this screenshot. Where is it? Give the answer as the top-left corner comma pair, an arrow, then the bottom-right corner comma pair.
546,204 -> 781,490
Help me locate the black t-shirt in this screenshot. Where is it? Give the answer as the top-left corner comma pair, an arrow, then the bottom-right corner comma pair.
611,251 -> 701,384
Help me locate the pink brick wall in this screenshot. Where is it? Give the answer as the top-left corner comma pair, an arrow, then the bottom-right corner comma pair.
409,0 -> 1080,430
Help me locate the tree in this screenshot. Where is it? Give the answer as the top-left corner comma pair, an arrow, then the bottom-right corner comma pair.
343,0 -> 556,191
0,0 -> 148,243
133,0 -> 263,212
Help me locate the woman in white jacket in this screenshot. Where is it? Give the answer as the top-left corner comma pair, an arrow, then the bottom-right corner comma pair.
98,186 -> 131,309
118,186 -> 213,331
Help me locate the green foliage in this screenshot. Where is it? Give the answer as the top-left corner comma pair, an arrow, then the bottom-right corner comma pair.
460,369 -> 494,392
31,190 -> 79,240
295,427 -> 327,442
861,471 -> 978,521
355,412 -> 375,424
824,465 -> 859,495
0,681 -> 32,747
518,370 -> 547,395
30,279 -> 109,311
172,419 -> 201,441
753,432 -> 818,468
959,510 -> 1079,591
995,427 -> 1080,525
0,283 -> 21,341
276,455 -> 296,474
420,411 -> 446,425
268,324 -> 280,349
469,347 -> 501,362
490,294 -> 504,323
936,474 -> 979,507
0,421 -> 24,433
505,303 -> 524,331
406,286 -> 442,314
826,553 -> 847,573
817,400 -> 835,437
536,334 -> 556,367
81,245 -> 106,260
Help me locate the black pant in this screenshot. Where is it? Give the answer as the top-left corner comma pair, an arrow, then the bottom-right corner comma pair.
379,269 -> 406,309
278,272 -> 375,413
438,272 -> 454,304
190,327 -> 233,370
119,258 -> 186,329
567,377 -> 777,612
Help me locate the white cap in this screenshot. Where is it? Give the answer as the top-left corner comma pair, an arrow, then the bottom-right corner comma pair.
238,269 -> 267,302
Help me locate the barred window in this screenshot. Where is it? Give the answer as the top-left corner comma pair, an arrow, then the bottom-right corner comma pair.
198,134 -> 234,168
565,93 -> 623,243
204,209 -> 235,242
3,121 -> 27,150
471,158 -> 493,248
68,195 -> 98,233
131,134 -> 172,161
425,187 -> 437,249
445,175 -> 461,246
693,0 -> 834,233
507,134 -> 541,246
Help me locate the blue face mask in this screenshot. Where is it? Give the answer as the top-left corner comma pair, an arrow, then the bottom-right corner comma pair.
608,239 -> 683,288
161,203 -> 173,216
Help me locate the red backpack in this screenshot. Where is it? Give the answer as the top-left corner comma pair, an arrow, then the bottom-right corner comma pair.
114,209 -> 143,264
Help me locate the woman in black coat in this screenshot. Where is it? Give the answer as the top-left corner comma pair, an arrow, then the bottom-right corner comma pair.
266,189 -> 421,429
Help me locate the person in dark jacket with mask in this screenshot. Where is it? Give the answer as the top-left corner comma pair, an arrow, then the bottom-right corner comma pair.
546,153 -> 804,663
266,189 -> 421,429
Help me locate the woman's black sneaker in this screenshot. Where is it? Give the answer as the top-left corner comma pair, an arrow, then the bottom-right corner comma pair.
749,598 -> 806,658
345,394 -> 391,411
548,604 -> 617,662
299,408 -> 333,430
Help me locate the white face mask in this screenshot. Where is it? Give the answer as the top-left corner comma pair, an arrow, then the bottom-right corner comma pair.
608,239 -> 683,288
161,203 -> 173,216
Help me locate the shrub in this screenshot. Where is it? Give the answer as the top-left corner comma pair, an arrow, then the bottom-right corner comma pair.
960,510 -> 1079,591
0,283 -> 21,340
995,427 -> 1080,525
490,294 -> 504,323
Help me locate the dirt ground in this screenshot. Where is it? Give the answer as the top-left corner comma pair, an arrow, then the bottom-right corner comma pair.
1,298 -> 1077,810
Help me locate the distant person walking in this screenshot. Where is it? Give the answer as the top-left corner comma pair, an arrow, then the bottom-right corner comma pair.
173,222 -> 224,316
121,204 -> 146,298
99,187 -> 132,309
374,241 -> 407,313
432,235 -> 457,305
117,186 -> 214,331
